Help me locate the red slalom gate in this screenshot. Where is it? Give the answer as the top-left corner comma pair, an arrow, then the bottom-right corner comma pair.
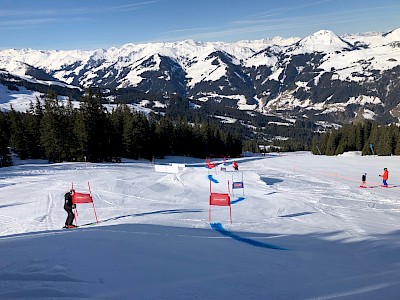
206,158 -> 216,169
209,178 -> 232,224
71,182 -> 99,225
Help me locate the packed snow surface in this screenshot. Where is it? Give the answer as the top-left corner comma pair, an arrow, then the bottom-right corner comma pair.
1,152 -> 400,299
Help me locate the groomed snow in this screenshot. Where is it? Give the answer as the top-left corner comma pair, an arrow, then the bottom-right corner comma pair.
1,152 -> 400,299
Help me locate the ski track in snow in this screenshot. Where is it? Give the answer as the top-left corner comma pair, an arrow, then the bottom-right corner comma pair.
1,154 -> 400,237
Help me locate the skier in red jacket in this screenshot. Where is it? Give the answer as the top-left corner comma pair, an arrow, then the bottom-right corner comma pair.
233,161 -> 238,171
379,168 -> 389,187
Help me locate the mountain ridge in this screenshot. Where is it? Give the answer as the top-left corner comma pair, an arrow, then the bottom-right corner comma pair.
1,28 -> 399,127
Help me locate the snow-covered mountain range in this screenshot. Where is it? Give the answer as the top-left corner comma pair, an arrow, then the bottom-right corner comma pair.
1,28 -> 400,125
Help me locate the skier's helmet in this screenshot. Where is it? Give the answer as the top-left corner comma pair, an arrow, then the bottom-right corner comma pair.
384,168 -> 387,170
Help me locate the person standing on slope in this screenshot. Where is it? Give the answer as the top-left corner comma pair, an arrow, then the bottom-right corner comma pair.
361,173 -> 367,187
379,168 -> 389,187
64,189 -> 76,228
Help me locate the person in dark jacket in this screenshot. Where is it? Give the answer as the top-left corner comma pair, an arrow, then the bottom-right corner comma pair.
361,173 -> 367,187
64,189 -> 76,228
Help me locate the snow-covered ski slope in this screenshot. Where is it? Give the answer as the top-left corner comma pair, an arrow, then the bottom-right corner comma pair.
0,152 -> 400,299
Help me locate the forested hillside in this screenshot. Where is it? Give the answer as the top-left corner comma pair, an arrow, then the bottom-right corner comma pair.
311,122 -> 400,156
0,89 -> 242,166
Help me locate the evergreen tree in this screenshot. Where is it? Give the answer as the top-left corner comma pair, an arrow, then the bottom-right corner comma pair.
325,131 -> 340,156
61,98 -> 78,160
109,105 -> 125,161
23,101 -> 43,159
346,125 -> 357,151
40,92 -> 64,162
243,140 -> 259,153
362,122 -> 373,155
9,106 -> 29,160
122,106 -> 135,159
173,116 -> 192,156
311,135 -> 322,154
199,121 -> 212,157
229,131 -> 243,157
355,123 -> 364,151
395,127 -> 400,155
191,122 -> 205,158
0,111 -> 12,166
366,124 -> 380,155
122,109 -> 151,160
74,88 -> 109,162
154,117 -> 175,158
388,124 -> 398,155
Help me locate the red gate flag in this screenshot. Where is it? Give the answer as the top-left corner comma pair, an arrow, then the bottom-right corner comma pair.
206,158 -> 216,169
208,178 -> 232,223
71,182 -> 99,225
209,193 -> 231,206
72,192 -> 93,204
209,192 -> 232,223
207,162 -> 216,169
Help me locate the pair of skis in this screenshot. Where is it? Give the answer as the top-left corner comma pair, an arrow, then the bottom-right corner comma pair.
62,224 -> 78,229
359,184 -> 399,189
62,221 -> 98,229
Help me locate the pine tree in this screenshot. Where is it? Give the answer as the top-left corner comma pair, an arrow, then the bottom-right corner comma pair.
9,106 -> 29,160
173,116 -> 192,156
188,122 -> 202,158
74,88 -> 109,162
122,106 -> 135,159
109,105 -> 125,161
325,131 -> 339,156
355,123 -> 364,151
123,110 -> 151,160
367,124 -> 380,155
154,117 -> 175,158
311,135 -> 322,154
243,140 -> 259,153
388,124 -> 398,155
61,98 -> 78,160
23,101 -> 43,159
0,111 -> 12,166
395,127 -> 400,155
200,121 -> 212,157
40,92 -> 64,162
362,121 -> 373,155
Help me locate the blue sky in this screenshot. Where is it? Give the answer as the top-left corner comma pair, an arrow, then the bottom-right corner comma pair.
0,0 -> 399,50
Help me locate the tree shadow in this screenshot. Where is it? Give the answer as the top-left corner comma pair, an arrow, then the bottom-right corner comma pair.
210,222 -> 288,250
0,183 -> 16,188
2,225 -> 400,299
264,191 -> 278,196
231,197 -> 246,204
0,202 -> 27,209
81,208 -> 204,226
279,212 -> 315,218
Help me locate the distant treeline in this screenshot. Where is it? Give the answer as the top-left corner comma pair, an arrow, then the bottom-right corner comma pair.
311,121 -> 400,156
0,89 -> 242,167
